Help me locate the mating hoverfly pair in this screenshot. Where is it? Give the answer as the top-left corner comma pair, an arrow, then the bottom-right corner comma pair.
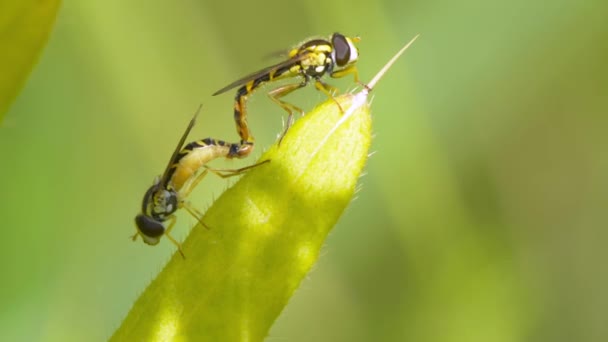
132,33 -> 361,257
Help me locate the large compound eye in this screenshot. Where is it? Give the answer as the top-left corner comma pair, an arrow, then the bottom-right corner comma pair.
135,214 -> 165,245
332,33 -> 351,66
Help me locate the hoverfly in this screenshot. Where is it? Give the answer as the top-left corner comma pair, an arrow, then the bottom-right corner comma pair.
213,32 -> 361,154
133,105 -> 268,257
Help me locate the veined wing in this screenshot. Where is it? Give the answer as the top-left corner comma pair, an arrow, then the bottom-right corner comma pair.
160,105 -> 202,186
212,54 -> 307,96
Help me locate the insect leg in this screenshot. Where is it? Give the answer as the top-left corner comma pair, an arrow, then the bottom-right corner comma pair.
204,159 -> 270,179
182,201 -> 210,230
163,215 -> 186,258
330,64 -> 360,82
330,65 -> 368,90
267,80 -> 308,142
177,168 -> 212,230
314,78 -> 344,113
180,168 -> 210,200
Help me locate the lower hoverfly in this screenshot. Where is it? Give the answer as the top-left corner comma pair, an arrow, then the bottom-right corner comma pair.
133,105 -> 269,257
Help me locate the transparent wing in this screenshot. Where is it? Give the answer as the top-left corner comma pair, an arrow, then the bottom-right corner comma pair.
160,105 -> 202,186
212,54 -> 307,96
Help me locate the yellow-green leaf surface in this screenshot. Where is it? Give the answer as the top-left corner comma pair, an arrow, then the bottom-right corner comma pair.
111,91 -> 372,341
0,0 -> 61,123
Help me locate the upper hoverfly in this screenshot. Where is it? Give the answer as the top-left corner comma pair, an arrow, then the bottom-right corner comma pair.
133,105 -> 268,257
213,32 -> 361,154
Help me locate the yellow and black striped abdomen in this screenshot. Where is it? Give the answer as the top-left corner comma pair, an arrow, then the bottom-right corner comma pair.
233,63 -> 299,144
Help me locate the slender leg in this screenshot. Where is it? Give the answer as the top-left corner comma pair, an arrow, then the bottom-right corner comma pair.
331,65 -> 369,91
178,160 -> 270,233
204,159 -> 270,179
163,215 -> 185,258
176,160 -> 269,231
314,78 -> 344,113
330,64 -> 360,83
180,169 -> 209,200
268,80 -> 308,142
131,231 -> 140,241
182,201 -> 210,230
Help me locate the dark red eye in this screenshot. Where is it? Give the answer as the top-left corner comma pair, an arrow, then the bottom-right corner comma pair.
332,33 -> 351,66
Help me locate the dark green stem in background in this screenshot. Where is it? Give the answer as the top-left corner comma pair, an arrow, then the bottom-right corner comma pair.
0,0 -> 61,123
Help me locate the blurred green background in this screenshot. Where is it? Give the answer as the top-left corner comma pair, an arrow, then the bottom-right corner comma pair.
1,0 -> 607,341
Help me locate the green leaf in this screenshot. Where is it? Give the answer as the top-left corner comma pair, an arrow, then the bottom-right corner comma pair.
0,0 -> 61,123
112,92 -> 372,341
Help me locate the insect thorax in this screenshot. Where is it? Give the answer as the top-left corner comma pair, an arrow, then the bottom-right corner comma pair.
142,185 -> 178,221
300,51 -> 332,77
